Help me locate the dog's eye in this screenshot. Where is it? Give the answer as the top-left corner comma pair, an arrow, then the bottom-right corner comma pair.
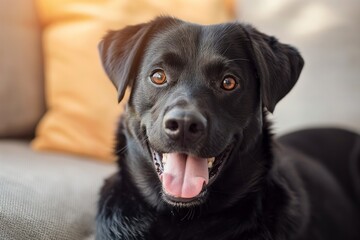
150,70 -> 167,85
221,76 -> 237,91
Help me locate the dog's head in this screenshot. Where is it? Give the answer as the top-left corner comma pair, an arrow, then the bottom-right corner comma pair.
99,17 -> 303,209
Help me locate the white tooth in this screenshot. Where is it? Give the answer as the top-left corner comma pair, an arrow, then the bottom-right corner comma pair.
207,157 -> 215,168
162,153 -> 168,164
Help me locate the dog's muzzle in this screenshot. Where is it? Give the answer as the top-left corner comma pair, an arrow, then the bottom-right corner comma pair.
146,106 -> 235,206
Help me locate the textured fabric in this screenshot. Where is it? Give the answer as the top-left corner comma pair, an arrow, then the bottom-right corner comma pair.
0,0 -> 44,138
0,141 -> 115,240
32,0 -> 235,162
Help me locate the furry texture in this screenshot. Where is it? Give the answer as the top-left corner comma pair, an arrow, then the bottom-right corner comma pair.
96,17 -> 360,240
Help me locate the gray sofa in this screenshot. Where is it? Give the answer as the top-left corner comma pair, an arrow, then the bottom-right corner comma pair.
0,142 -> 114,240
0,1 -> 115,239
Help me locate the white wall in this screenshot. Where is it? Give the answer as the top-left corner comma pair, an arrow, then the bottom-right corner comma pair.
238,0 -> 360,135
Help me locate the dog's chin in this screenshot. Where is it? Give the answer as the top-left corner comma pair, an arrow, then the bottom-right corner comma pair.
148,142 -> 235,208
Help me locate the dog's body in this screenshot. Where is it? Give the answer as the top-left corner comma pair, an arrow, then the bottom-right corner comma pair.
96,17 -> 360,240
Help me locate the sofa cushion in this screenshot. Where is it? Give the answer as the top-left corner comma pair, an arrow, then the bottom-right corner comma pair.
31,0 -> 235,162
0,0 -> 45,138
0,141 -> 115,240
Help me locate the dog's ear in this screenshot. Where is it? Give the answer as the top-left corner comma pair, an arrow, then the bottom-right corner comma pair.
243,25 -> 304,113
98,17 -> 180,102
98,24 -> 148,102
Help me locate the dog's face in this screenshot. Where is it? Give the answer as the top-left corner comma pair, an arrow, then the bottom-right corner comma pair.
99,17 -> 303,209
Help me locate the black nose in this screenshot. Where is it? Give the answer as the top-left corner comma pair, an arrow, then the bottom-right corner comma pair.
163,107 -> 207,142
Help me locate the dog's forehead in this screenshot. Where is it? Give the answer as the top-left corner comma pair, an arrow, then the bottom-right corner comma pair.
146,22 -> 247,62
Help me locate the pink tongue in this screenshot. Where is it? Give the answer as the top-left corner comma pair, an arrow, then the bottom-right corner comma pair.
162,153 -> 209,199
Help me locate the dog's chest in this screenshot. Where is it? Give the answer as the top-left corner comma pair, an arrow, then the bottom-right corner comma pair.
151,213 -> 250,240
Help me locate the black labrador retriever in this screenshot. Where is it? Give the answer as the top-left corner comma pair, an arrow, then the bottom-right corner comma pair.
96,17 -> 360,240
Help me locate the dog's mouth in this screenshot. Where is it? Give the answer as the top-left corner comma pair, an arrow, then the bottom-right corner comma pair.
150,143 -> 233,207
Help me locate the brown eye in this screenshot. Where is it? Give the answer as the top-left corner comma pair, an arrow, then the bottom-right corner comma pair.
221,76 -> 237,90
150,70 -> 167,85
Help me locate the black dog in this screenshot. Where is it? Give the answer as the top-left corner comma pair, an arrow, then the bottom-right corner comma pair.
96,17 -> 360,239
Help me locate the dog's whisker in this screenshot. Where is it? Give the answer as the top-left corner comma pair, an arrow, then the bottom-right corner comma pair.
115,145 -> 129,155
115,133 -> 149,156
225,58 -> 250,63
180,208 -> 191,221
190,207 -> 196,221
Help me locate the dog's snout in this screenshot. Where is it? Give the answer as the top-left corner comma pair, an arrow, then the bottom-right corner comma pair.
163,108 -> 207,143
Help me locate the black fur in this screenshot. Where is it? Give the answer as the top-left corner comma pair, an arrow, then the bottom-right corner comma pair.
96,17 -> 360,240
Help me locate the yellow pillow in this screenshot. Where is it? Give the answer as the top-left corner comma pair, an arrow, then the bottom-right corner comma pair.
32,0 -> 235,162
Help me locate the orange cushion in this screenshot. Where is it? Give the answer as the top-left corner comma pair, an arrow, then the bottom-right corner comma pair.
32,0 -> 235,162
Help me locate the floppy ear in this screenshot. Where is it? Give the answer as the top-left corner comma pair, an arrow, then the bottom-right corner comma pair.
243,25 -> 304,113
98,17 -> 180,102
